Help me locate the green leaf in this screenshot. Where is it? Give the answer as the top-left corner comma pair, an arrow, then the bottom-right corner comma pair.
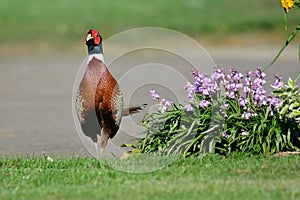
264,23 -> 300,70
291,102 -> 300,108
287,129 -> 293,149
275,130 -> 282,152
292,110 -> 300,117
280,105 -> 289,116
288,78 -> 295,88
264,107 -> 270,120
262,143 -> 267,154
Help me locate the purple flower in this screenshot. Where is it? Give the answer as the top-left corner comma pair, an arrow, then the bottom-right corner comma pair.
211,67 -> 225,82
199,78 -> 213,95
243,86 -> 251,97
242,110 -> 258,118
225,91 -> 235,99
185,83 -> 195,103
202,87 -> 210,96
254,67 -> 266,79
244,71 -> 252,85
184,103 -> 194,111
200,100 -> 210,108
232,72 -> 243,81
236,83 -> 243,90
272,74 -> 283,89
149,89 -> 173,113
191,69 -> 222,96
158,104 -> 167,113
158,98 -> 173,113
222,68 -> 245,99
161,98 -> 172,107
266,95 -> 282,113
254,93 -> 266,105
150,89 -> 159,100
247,68 -> 268,105
252,68 -> 267,97
253,68 -> 266,85
254,87 -> 266,95
238,96 -> 248,107
228,69 -> 243,82
252,85 -> 266,105
221,111 -> 228,118
227,82 -> 242,92
271,97 -> 282,107
185,81 -> 195,92
251,112 -> 258,117
242,111 -> 250,119
241,129 -> 249,136
221,132 -> 229,139
247,107 -> 258,117
253,77 -> 266,87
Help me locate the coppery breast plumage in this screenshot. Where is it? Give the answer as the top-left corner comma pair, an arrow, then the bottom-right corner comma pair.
76,57 -> 123,145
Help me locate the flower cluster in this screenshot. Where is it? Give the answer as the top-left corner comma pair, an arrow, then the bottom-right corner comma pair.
184,67 -> 223,111
143,66 -> 299,156
149,66 -> 283,118
185,66 -> 283,119
224,69 -> 244,99
150,89 -> 173,113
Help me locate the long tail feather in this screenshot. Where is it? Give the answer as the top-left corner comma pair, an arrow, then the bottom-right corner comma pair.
122,104 -> 147,116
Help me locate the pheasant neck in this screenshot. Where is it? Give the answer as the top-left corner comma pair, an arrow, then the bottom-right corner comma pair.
88,43 -> 103,55
87,43 -> 105,63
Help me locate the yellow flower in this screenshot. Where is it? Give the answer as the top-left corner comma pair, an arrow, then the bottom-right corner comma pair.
281,0 -> 295,12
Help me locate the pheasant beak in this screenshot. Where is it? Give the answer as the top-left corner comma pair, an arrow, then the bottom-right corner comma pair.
86,34 -> 93,42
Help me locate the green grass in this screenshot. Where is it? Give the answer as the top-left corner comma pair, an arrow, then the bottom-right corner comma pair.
0,0 -> 299,45
1,154 -> 300,200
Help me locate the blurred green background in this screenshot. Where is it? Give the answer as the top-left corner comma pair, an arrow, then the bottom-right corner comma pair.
0,0 -> 298,48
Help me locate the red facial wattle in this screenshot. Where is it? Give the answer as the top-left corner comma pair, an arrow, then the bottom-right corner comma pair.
92,30 -> 101,45
85,29 -> 101,45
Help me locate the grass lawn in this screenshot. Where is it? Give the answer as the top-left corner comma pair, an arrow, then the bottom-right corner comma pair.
1,154 -> 300,200
0,0 -> 299,46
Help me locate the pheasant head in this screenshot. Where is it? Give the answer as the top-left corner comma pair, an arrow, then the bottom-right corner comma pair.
85,29 -> 103,55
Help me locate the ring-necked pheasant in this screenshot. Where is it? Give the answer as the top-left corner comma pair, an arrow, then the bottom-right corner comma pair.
76,29 -> 145,157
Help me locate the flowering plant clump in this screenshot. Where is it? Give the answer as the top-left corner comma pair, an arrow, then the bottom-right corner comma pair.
125,2 -> 300,157
136,67 -> 300,156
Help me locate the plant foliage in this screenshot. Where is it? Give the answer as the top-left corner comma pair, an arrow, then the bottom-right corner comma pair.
134,67 -> 300,157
